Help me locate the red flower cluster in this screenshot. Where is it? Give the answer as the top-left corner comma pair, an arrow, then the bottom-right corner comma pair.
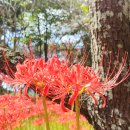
0,50 -> 130,111
0,94 -> 87,130
0,94 -> 35,130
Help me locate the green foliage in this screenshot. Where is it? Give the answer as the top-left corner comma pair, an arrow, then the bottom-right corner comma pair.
80,4 -> 89,13
0,0 -> 91,58
0,85 -> 7,95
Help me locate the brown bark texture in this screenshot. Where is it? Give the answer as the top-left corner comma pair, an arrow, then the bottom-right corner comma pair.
0,45 -> 24,75
87,0 -> 130,130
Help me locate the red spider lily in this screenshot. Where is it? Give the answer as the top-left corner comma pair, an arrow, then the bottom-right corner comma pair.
49,63 -> 102,109
0,51 -> 69,98
0,50 -> 69,106
50,52 -> 130,109
0,42 -> 50,97
0,94 -> 35,130
0,56 -> 52,97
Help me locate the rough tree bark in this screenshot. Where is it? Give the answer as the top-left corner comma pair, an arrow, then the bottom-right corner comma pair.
87,0 -> 130,130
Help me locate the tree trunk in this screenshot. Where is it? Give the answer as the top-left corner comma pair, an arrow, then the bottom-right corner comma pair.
44,23 -> 48,62
88,0 -> 130,129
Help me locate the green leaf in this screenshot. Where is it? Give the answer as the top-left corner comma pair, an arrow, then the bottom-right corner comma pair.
80,5 -> 89,14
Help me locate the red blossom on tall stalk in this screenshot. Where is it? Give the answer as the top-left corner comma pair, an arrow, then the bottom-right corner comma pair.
0,52 -> 55,97
49,51 -> 130,109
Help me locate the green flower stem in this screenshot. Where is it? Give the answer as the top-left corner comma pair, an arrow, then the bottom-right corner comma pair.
42,96 -> 50,130
75,95 -> 80,130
